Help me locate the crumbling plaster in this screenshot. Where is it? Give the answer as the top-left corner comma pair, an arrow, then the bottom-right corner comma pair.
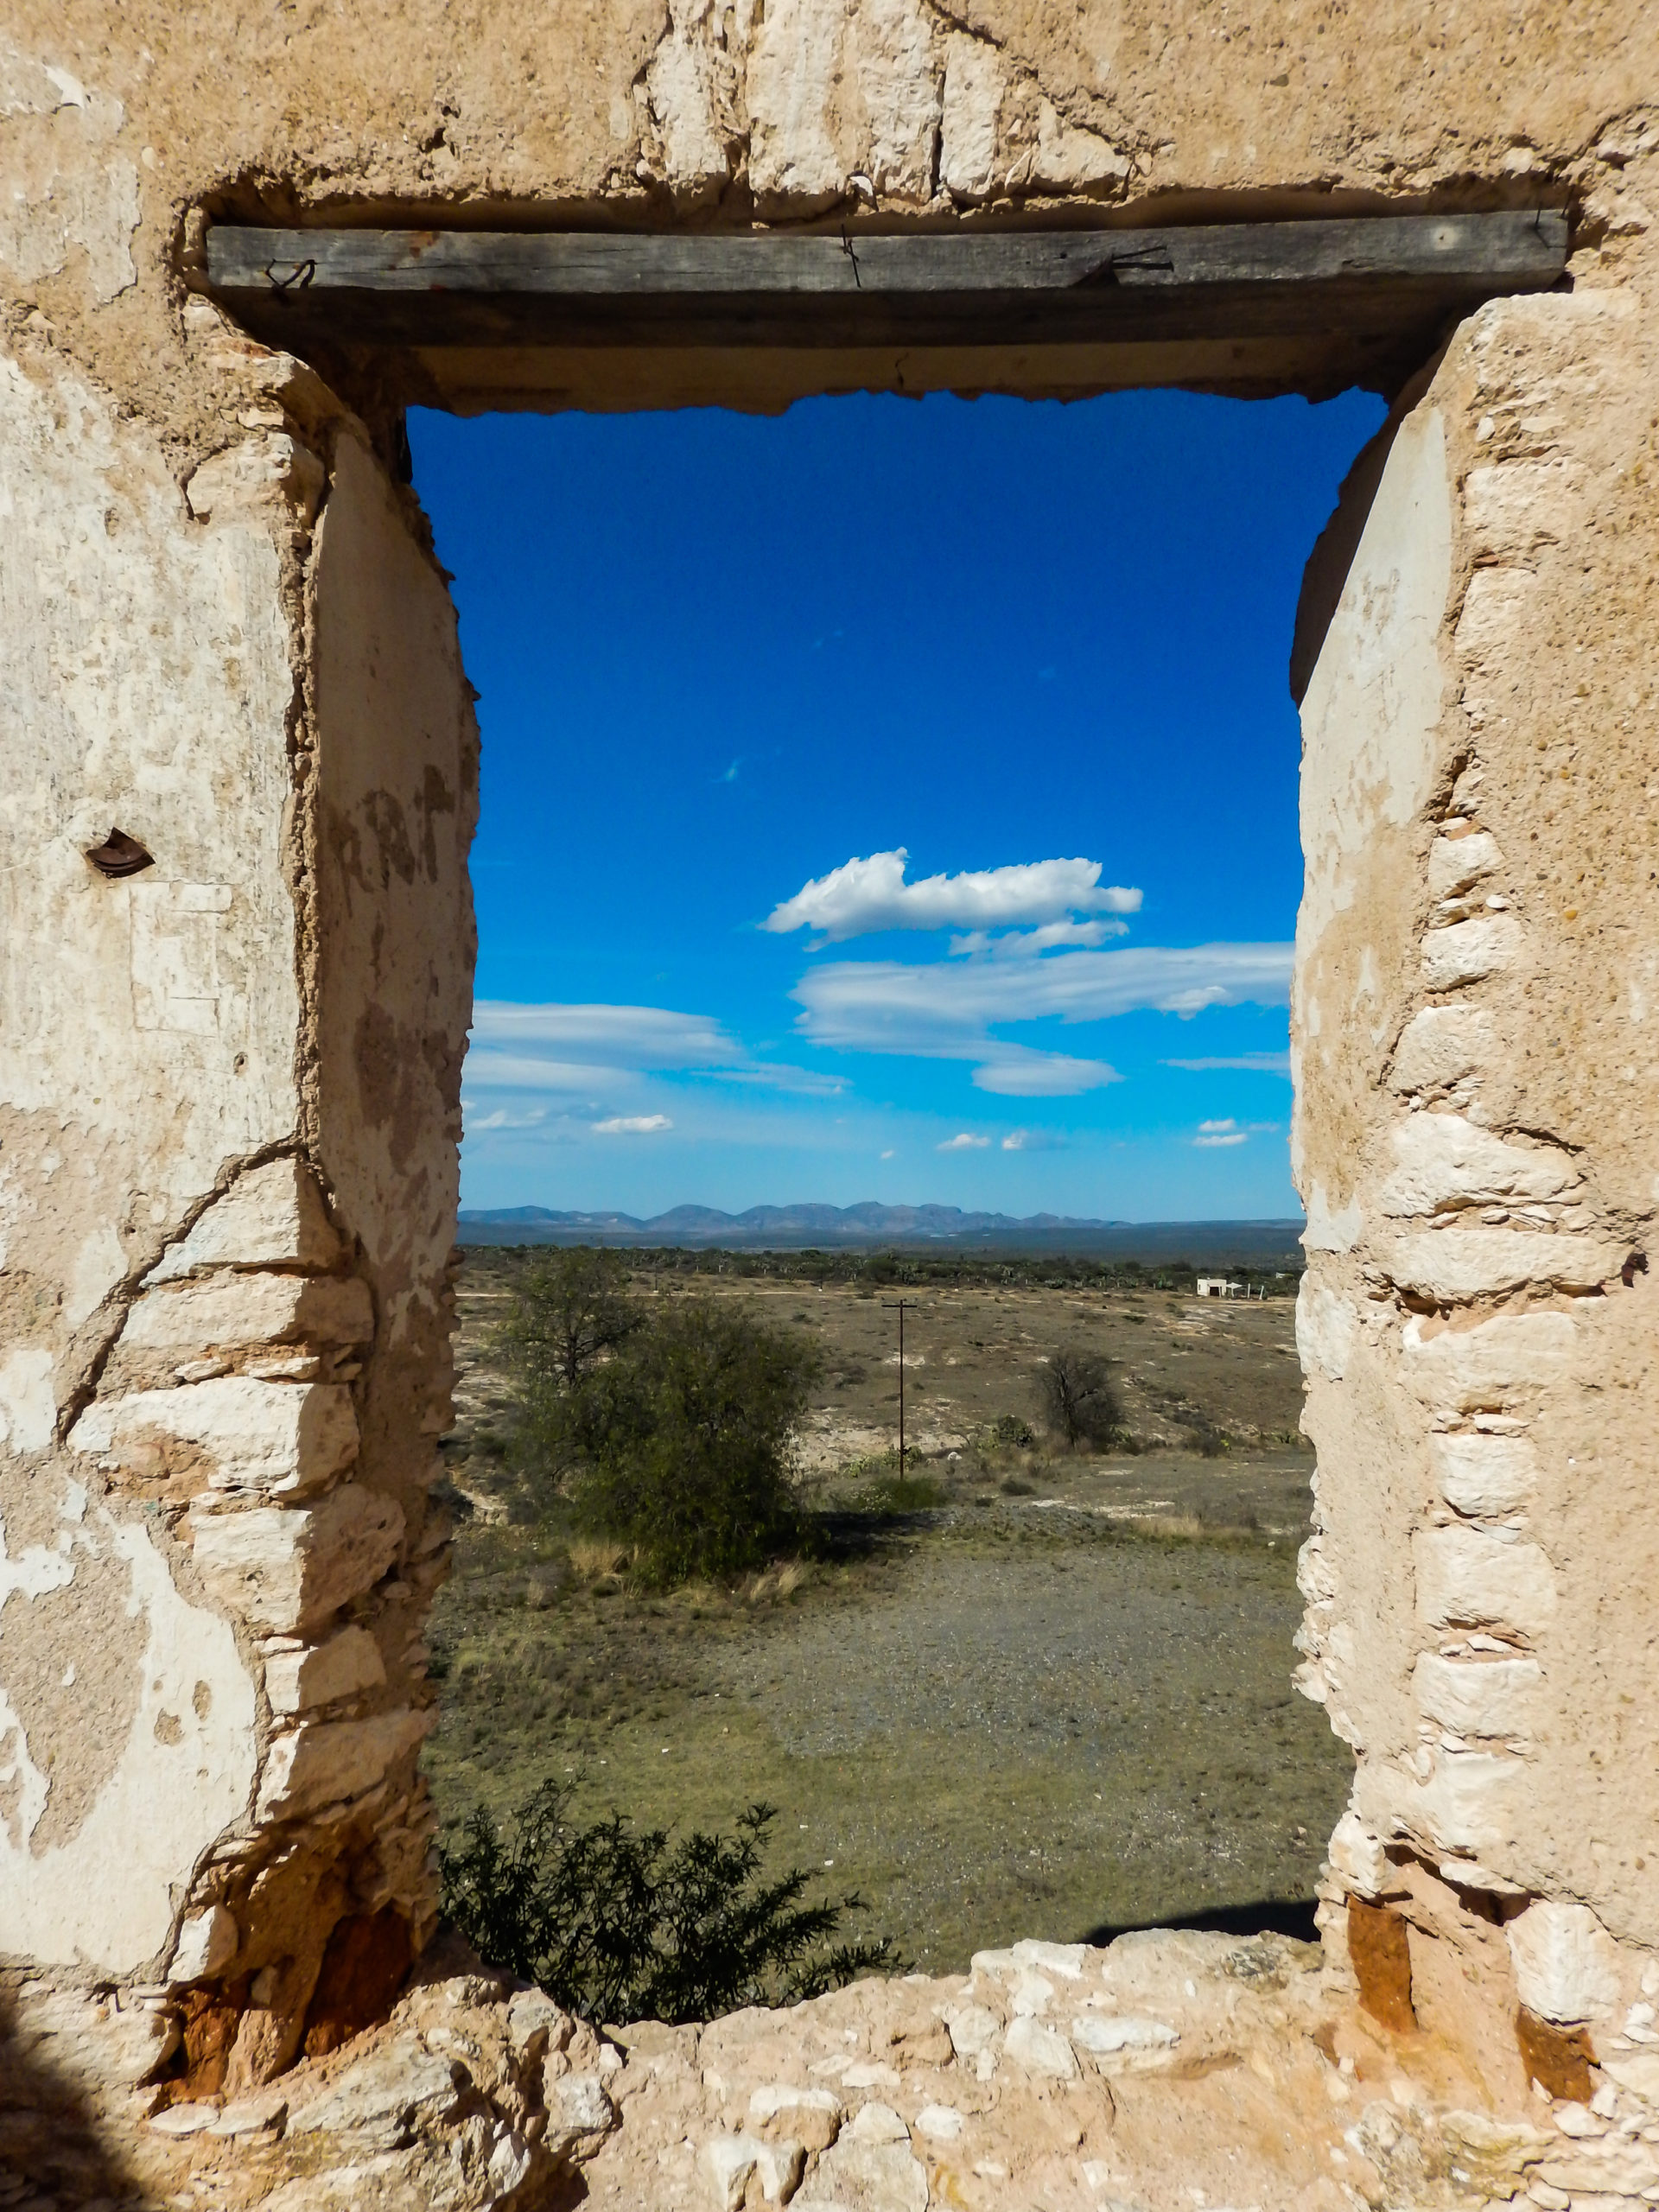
0,0 -> 1657,2186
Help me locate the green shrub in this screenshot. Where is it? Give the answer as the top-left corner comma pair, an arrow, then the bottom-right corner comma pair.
439,1783 -> 895,2024
501,1255 -> 821,1584
561,1296 -> 821,1585
850,1471 -> 947,1516
1037,1348 -> 1124,1448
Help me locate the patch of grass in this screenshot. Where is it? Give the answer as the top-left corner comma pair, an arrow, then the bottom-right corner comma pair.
1000,1476 -> 1036,1498
849,1471 -> 949,1515
569,1538 -> 631,1580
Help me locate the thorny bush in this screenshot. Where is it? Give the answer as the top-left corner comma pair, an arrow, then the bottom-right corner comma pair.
439,1783 -> 895,2024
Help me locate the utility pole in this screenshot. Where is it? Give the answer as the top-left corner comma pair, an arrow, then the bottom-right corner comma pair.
882,1299 -> 917,1477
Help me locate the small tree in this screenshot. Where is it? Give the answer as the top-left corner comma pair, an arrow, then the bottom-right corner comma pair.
501,1247 -> 643,1395
439,1782 -> 894,2024
563,1298 -> 821,1584
500,1248 -> 643,1484
1038,1347 -> 1123,1448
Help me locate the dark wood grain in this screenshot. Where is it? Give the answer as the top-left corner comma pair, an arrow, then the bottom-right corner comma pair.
204,211 -> 1567,358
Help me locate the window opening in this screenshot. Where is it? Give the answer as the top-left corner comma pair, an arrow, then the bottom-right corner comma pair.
412,381 -> 1383,1988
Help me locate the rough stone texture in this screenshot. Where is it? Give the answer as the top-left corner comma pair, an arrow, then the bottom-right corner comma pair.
2,0 -> 1657,2191
10,1928 -> 1630,2212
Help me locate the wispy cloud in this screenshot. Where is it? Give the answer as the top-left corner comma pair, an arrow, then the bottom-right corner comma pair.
465,1054 -> 634,1095
949,918 -> 1128,959
594,1114 -> 673,1135
465,1001 -> 835,1100
467,1105 -> 552,1132
1164,1052 -> 1292,1074
1001,1128 -> 1067,1152
705,1065 -> 847,1096
938,1132 -> 991,1151
764,850 -> 1141,944
971,1046 -> 1121,1096
789,943 -> 1291,1096
1194,1118 -> 1249,1148
471,1001 -> 741,1069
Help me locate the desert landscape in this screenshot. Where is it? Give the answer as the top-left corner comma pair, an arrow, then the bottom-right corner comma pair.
423,1250 -> 1351,1976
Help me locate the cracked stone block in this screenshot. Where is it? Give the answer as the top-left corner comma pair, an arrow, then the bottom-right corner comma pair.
1414,1523 -> 1556,1637
263,1621 -> 388,1713
1430,1431 -> 1538,1517
124,1271 -> 373,1351
1414,1650 -> 1542,1737
287,2032 -> 464,2148
1378,1112 -> 1580,1215
1402,1310 -> 1580,1412
1389,1227 -> 1622,1300
149,1160 -> 341,1281
1419,913 -> 1524,988
1389,1003 -> 1498,1093
189,1484 -> 404,1630
1509,1902 -> 1622,2024
1003,2013 -> 1079,2080
257,1707 -> 434,1820
797,2133 -> 929,2209
73,1376 -> 359,1497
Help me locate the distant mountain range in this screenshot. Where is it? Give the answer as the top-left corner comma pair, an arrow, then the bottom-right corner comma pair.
456,1203 -> 1306,1264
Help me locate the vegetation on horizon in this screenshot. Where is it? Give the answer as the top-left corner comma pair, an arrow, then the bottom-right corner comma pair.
469,1242 -> 1302,1295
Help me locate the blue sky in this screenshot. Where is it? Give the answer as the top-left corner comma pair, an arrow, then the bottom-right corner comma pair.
410,385 -> 1382,1222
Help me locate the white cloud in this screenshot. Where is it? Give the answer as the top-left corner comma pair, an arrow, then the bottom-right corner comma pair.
465,1053 -> 633,1094
706,1065 -> 847,1096
790,943 -> 1291,1097
971,1047 -> 1121,1096
938,1132 -> 990,1151
1194,1116 -> 1249,1148
1001,1128 -> 1067,1152
880,1148 -> 896,1160
593,1114 -> 673,1135
949,918 -> 1128,959
1164,1052 -> 1292,1074
765,850 -> 1141,943
465,1002 -> 840,1100
471,1001 -> 741,1069
466,1105 -> 551,1133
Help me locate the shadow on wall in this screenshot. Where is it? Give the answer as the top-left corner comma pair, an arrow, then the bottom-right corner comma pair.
1079,1897 -> 1319,1948
0,1985 -> 143,2196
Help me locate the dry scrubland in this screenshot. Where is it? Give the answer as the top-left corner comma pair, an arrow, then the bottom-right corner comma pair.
423,1254 -> 1351,1975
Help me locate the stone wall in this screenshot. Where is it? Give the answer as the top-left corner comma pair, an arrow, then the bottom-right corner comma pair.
0,296 -> 477,2074
1291,229 -> 1659,2088
1,0 -> 1656,2158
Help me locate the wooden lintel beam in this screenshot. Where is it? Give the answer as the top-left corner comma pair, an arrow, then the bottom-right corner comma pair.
204,211 -> 1567,357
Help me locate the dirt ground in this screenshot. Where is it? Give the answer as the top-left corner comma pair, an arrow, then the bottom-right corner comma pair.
423,1254 -> 1352,1976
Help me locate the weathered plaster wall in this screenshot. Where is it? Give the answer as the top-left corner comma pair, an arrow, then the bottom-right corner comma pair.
1292,221 -> 1659,2086
0,0 -> 1656,2151
0,249 -> 476,2056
